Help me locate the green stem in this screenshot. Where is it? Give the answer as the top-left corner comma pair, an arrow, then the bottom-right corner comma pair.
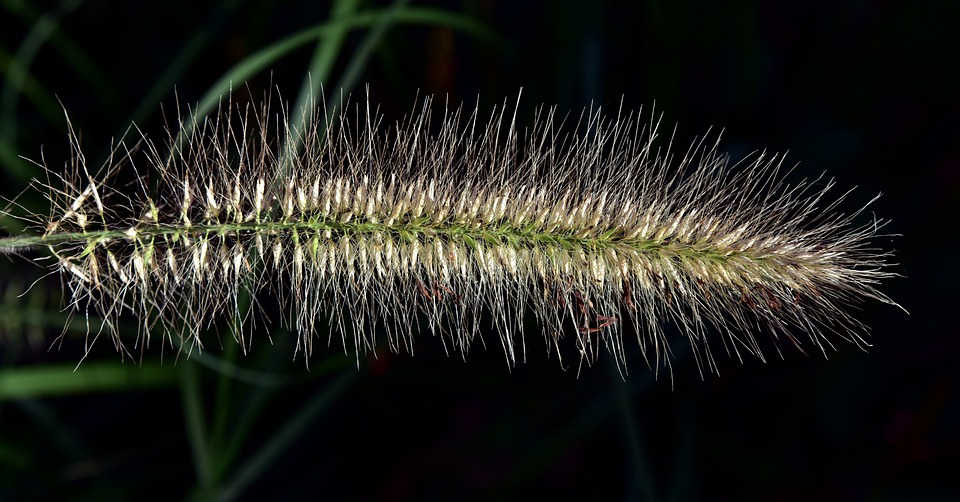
1,215 -> 756,266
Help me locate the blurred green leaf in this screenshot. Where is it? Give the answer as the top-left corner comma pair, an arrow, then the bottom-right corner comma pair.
0,361 -> 177,398
193,6 -> 501,122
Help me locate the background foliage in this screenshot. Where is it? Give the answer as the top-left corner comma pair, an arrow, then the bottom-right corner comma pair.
0,0 -> 955,499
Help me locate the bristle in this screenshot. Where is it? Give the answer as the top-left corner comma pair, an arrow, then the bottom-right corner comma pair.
2,89 -> 901,374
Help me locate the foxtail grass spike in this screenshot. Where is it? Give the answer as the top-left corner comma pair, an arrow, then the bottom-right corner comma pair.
0,88 -> 901,374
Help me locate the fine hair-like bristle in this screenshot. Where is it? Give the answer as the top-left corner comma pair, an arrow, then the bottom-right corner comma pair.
1,88 -> 901,374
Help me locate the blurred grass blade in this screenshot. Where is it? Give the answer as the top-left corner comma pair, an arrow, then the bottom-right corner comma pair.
0,46 -> 62,126
181,362 -> 213,495
193,7 -> 500,122
330,0 -> 412,108
1,0 -> 118,111
214,353 -> 355,481
282,0 -> 362,176
128,0 -> 243,126
219,370 -> 357,501
0,361 -> 177,399
284,0 -> 410,176
296,0 -> 362,103
0,0 -> 85,154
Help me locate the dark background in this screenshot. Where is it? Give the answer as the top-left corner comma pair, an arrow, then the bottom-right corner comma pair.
0,0 -> 956,500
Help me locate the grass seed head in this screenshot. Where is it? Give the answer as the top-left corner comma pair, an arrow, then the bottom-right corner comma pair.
1,88 -> 902,375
